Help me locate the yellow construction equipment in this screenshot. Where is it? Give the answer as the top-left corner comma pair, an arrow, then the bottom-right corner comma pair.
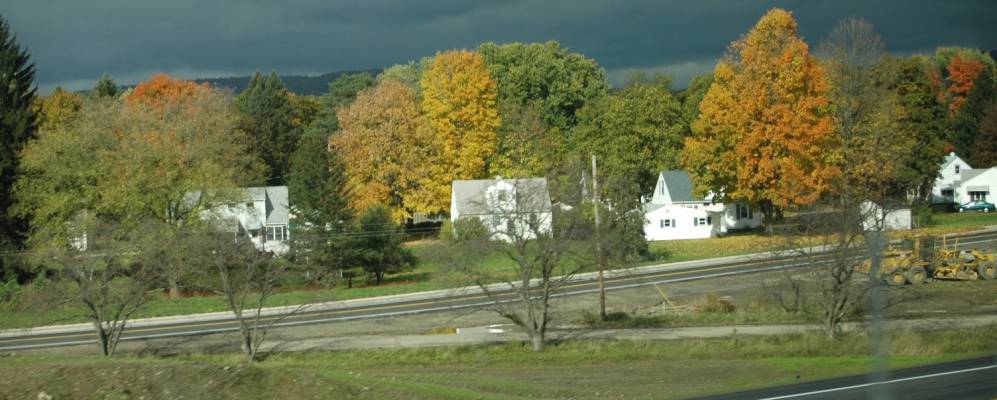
859,235 -> 996,285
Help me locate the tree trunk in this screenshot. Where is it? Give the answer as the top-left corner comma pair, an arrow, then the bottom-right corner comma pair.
761,201 -> 775,235
167,276 -> 181,299
597,267 -> 607,321
530,333 -> 544,352
93,320 -> 111,356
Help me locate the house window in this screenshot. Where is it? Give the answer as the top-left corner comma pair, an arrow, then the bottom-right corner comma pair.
246,202 -> 254,208
955,165 -> 960,174
941,189 -> 954,197
266,225 -> 287,241
970,191 -> 988,202
661,219 -> 676,228
695,217 -> 707,226
659,183 -> 665,195
707,216 -> 712,225
736,204 -> 753,220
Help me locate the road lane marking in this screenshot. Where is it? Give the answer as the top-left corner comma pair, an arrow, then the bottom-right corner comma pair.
757,364 -> 997,399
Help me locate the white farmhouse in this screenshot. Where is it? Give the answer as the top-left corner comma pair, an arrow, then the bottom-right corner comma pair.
931,152 -> 996,206
450,177 -> 552,242
644,170 -> 761,241
208,186 -> 291,255
72,186 -> 293,255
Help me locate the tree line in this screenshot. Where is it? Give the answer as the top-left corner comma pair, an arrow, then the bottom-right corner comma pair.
1,8 -> 997,353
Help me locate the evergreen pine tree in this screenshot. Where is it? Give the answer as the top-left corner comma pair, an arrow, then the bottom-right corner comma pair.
0,16 -> 37,247
92,74 -> 119,98
287,130 -> 356,286
288,132 -> 352,226
236,72 -> 297,185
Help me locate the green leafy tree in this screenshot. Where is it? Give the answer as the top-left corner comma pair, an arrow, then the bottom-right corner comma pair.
572,79 -> 686,197
236,72 -> 298,185
877,56 -> 947,199
948,66 -> 994,161
479,41 -> 608,171
479,41 -> 608,131
488,99 -> 555,177
0,15 -> 37,249
15,87 -> 260,297
376,58 -> 432,90
972,102 -> 997,167
327,72 -> 376,107
679,74 -> 714,129
92,74 -> 119,98
309,72 -> 376,134
353,206 -> 415,285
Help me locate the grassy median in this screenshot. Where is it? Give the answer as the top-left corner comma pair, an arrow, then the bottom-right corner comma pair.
2,326 -> 994,399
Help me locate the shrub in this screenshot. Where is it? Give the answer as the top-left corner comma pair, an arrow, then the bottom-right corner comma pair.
440,217 -> 489,243
0,277 -> 21,306
697,293 -> 736,313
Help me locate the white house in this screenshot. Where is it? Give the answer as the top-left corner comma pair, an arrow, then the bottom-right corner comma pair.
644,170 -> 762,241
450,177 -> 552,242
207,186 -> 291,255
71,186 -> 293,255
932,152 -> 996,206
932,152 -> 975,204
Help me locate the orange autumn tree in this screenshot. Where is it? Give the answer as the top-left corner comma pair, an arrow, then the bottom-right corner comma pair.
682,8 -> 839,230
330,79 -> 434,222
418,50 -> 501,213
945,56 -> 986,114
126,73 -> 210,110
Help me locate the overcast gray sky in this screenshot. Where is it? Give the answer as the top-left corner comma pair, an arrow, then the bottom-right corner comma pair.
3,0 -> 995,94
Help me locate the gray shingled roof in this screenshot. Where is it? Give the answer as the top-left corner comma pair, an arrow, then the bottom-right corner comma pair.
452,178 -> 551,216
246,186 -> 289,225
960,169 -> 987,184
660,170 -> 707,203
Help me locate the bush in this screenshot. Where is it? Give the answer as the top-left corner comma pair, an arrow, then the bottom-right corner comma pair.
440,218 -> 489,243
438,220 -> 456,242
0,277 -> 21,306
912,201 -> 935,228
697,293 -> 736,313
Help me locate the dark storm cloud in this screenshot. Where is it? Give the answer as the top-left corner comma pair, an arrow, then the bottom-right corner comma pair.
2,0 -> 995,93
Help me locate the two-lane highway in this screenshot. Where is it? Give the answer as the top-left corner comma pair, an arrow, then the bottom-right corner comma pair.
2,229 -> 996,351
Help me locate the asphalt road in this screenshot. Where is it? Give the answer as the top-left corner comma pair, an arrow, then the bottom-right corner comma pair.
692,355 -> 997,400
2,230 -> 996,351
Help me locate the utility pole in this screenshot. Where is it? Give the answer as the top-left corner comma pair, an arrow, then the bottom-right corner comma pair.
592,154 -> 606,321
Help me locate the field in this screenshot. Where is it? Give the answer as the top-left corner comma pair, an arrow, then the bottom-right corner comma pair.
2,327 -> 993,400
0,212 -> 993,330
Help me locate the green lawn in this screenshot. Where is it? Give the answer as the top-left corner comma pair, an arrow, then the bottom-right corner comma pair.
1,212 -> 993,330
2,327 -> 993,399
926,211 -> 997,230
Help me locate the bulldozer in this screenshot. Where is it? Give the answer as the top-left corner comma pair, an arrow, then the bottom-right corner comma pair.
859,235 -> 997,286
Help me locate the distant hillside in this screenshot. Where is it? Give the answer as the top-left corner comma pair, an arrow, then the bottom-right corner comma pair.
194,69 -> 382,96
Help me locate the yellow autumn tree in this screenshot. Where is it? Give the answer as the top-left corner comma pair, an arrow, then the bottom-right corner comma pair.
419,50 -> 501,213
683,8 -> 840,229
330,79 -> 434,222
35,87 -> 83,132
